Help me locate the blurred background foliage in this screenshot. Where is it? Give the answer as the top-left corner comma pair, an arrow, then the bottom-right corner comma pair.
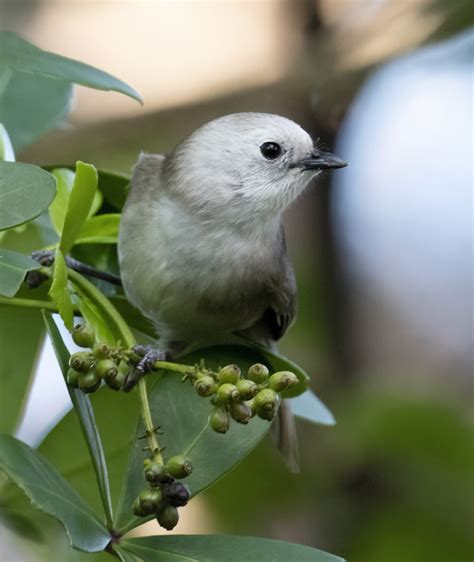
1,1 -> 473,561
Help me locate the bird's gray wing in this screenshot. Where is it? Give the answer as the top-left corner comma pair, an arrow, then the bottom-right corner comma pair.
125,152 -> 166,205
240,224 -> 297,348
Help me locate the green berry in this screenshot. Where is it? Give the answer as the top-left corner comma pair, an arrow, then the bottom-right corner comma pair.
69,351 -> 94,373
104,369 -> 126,391
137,488 -> 163,515
209,405 -> 230,433
194,375 -> 217,397
218,364 -> 241,384
156,505 -> 179,530
66,367 -> 81,388
166,455 -> 193,479
230,401 -> 252,424
144,461 -> 169,485
255,388 -> 278,420
246,398 -> 257,417
78,371 -> 101,394
132,497 -> 146,517
92,342 -> 112,359
94,358 -> 118,379
268,371 -> 299,392
236,379 -> 258,400
216,383 -> 240,404
71,323 -> 95,348
246,363 -> 269,385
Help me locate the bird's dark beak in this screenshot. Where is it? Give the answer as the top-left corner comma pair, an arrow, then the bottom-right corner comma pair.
296,150 -> 348,171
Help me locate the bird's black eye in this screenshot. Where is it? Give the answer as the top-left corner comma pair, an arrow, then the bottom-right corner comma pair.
260,141 -> 282,160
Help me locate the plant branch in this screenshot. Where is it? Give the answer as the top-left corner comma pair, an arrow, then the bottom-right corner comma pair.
0,295 -> 60,311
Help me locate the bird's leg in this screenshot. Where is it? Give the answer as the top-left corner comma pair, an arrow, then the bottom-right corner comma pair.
123,345 -> 171,392
27,250 -> 122,287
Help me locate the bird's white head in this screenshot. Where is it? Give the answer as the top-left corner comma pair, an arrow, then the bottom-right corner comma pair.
163,113 -> 346,224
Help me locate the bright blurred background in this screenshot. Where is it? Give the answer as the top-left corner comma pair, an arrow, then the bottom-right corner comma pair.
2,1 -> 473,561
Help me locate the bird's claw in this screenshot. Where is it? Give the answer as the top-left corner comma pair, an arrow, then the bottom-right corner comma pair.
123,345 -> 170,392
31,249 -> 55,266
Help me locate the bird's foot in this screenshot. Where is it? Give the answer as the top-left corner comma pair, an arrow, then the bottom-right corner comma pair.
24,250 -> 56,288
31,249 -> 56,266
123,345 -> 171,392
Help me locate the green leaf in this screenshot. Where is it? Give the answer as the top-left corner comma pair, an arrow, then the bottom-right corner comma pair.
96,170 -> 129,211
60,161 -> 98,254
0,68 -> 72,151
0,434 -> 110,552
42,311 -> 114,528
37,385 -> 139,518
115,346 -> 272,532
0,213 -> 58,254
0,248 -> 40,297
76,214 -> 120,245
48,249 -> 74,330
0,31 -> 143,104
0,123 -> 15,161
0,161 -> 56,230
291,390 -> 335,426
50,168 -> 103,236
0,306 -> 44,434
49,168 -> 75,234
121,535 -> 345,562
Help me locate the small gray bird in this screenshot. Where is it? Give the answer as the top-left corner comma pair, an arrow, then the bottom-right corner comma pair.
118,112 -> 346,470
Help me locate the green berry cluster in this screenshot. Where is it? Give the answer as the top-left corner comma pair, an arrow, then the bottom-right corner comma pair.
133,454 -> 193,530
192,363 -> 298,433
66,323 -> 131,393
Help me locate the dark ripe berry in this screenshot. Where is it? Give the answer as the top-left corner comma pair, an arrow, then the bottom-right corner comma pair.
246,363 -> 269,385
92,342 -> 112,359
71,323 -> 95,348
163,481 -> 190,507
69,351 -> 94,373
66,367 -> 81,388
194,375 -> 217,397
209,406 -> 230,433
216,383 -> 240,404
137,488 -> 164,514
166,455 -> 193,479
268,371 -> 299,392
218,364 -> 241,384
78,371 -> 101,394
156,505 -> 179,530
230,401 -> 252,424
94,358 -> 118,379
144,461 -> 168,485
235,379 -> 258,400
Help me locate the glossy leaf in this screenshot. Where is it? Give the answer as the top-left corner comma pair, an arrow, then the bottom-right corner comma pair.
60,162 -> 98,254
0,248 -> 40,297
37,383 -> 139,516
0,123 -> 15,161
0,68 -> 72,151
291,389 -> 336,426
121,535 -> 345,562
43,311 -> 114,527
49,168 -> 75,234
115,346 -> 272,532
0,213 -> 58,254
50,168 -> 103,236
0,162 -> 56,230
96,170 -> 129,211
0,434 -> 110,552
0,31 -> 142,103
76,214 -> 121,245
0,306 -> 44,434
48,249 -> 74,330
